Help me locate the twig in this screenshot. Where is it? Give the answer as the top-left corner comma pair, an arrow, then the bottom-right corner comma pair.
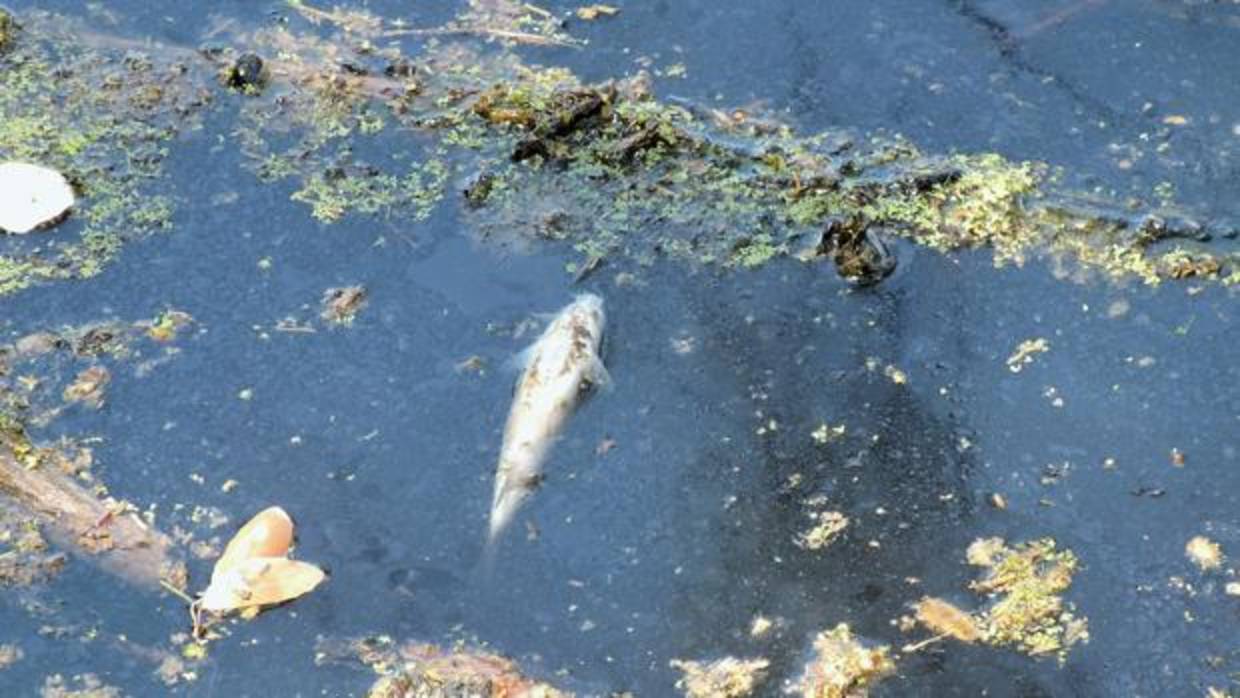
522,3 -> 553,19
382,26 -> 581,48
901,633 -> 949,654
160,579 -> 195,604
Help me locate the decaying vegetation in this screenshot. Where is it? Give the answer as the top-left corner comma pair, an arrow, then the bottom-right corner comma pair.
0,317 -> 194,590
316,635 -> 571,697
670,656 -> 770,698
967,538 -> 1089,659
2,1 -> 1237,299
791,623 -> 895,698
0,11 -> 210,296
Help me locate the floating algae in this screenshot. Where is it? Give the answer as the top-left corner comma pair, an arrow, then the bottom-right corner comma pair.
315,635 -> 571,698
670,656 -> 770,698
966,538 -> 1089,660
0,316 -> 196,588
0,515 -> 65,586
0,1 -> 1231,292
209,0 -> 1240,286
791,624 -> 895,698
39,673 -> 123,698
0,12 -> 211,296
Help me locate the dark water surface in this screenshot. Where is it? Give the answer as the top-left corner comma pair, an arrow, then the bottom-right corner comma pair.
2,1 -> 1238,696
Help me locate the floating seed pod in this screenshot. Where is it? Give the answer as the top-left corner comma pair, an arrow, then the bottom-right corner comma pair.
211,506 -> 294,584
199,557 -> 326,613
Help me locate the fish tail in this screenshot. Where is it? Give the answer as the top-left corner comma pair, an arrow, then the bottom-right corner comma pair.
473,533 -> 501,583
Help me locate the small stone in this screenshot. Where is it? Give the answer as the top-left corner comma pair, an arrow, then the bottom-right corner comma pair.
226,53 -> 265,91
0,162 -> 75,234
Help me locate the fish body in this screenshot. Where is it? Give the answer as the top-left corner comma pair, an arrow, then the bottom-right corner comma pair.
488,294 -> 608,546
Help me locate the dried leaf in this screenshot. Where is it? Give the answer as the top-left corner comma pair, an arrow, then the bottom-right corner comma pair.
915,597 -> 981,643
63,366 -> 110,408
576,5 -> 619,21
211,506 -> 294,584
200,557 -> 325,612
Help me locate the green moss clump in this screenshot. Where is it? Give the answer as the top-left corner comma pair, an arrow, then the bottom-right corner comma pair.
289,159 -> 448,224
0,12 -> 209,297
967,538 -> 1089,661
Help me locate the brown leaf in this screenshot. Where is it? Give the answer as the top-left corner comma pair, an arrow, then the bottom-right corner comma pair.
915,597 -> 981,643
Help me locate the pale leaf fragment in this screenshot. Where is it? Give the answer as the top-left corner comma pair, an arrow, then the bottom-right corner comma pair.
200,557 -> 325,613
0,161 -> 75,234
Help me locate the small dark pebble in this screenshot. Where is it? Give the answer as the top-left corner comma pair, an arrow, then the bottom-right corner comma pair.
227,52 -> 266,91
384,59 -> 416,79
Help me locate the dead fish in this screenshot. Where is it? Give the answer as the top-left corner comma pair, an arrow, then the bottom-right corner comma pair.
487,294 -> 608,547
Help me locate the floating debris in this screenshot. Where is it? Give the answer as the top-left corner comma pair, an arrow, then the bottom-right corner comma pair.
0,436 -> 180,589
0,161 -> 74,234
0,516 -> 65,585
811,422 -> 846,445
210,506 -> 293,584
967,538 -> 1089,659
670,656 -> 770,698
791,623 -> 895,698
62,366 -> 110,409
576,5 -> 620,21
193,506 -> 324,633
796,509 -> 850,551
317,636 -> 572,698
144,310 -> 193,342
0,643 -> 22,669
914,597 -> 981,643
198,557 -> 326,613
0,14 -> 208,295
1185,536 -> 1224,571
1006,339 -> 1050,373
40,673 -> 122,698
321,285 -> 368,325
454,355 -> 487,375
966,537 -> 1008,567
750,615 -> 776,639
883,365 -> 907,385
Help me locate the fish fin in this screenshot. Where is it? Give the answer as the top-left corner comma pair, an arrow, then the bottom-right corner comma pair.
581,355 -> 612,394
473,536 -> 500,584
503,343 -> 538,374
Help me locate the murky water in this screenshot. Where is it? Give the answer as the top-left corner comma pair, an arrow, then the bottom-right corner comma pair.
2,1 -> 1238,696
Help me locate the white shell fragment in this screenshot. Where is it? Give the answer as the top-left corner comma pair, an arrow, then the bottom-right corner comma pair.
0,161 -> 75,234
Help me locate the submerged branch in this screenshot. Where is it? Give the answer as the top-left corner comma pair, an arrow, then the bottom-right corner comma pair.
0,442 -> 183,590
